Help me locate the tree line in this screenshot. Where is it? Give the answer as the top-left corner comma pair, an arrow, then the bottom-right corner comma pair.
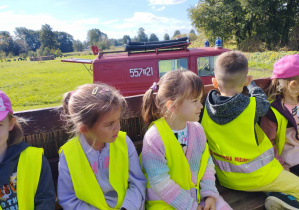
188,0 -> 299,51
0,25 -> 191,60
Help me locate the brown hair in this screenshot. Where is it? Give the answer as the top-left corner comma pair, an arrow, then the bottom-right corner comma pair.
61,83 -> 127,136
7,113 -> 25,146
267,75 -> 299,102
215,51 -> 248,89
142,70 -> 204,125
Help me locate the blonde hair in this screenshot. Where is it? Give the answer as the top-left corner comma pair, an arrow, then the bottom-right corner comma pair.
61,83 -> 127,136
7,113 -> 25,146
267,75 -> 299,102
142,70 -> 204,125
215,51 -> 248,89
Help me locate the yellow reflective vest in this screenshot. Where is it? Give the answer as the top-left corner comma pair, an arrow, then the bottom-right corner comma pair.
58,131 -> 128,210
141,118 -> 210,210
271,107 -> 288,155
201,97 -> 283,190
0,147 -> 43,210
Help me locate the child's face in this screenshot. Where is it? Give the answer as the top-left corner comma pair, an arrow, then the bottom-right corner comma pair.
86,106 -> 121,145
175,94 -> 203,122
0,115 -> 14,149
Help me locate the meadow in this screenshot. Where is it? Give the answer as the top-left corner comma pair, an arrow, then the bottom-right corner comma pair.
1,50 -> 297,111
0,55 -> 94,111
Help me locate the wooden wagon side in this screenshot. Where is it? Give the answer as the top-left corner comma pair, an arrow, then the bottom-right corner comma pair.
15,78 -> 271,210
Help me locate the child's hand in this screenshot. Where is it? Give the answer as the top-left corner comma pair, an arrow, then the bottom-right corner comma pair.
283,164 -> 290,171
197,205 -> 203,210
204,197 -> 216,210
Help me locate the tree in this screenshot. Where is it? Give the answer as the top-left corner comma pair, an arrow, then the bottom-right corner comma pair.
55,31 -> 74,52
190,29 -> 196,34
73,40 -> 84,52
98,38 -> 110,50
87,29 -> 108,46
164,33 -> 170,40
12,39 -> 28,55
137,27 -> 148,42
188,0 -> 299,50
173,30 -> 181,37
0,31 -> 13,55
15,27 -> 41,51
149,33 -> 159,42
39,24 -> 59,50
122,35 -> 131,45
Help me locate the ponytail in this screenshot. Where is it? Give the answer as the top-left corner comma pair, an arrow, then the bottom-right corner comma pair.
61,91 -> 74,132
141,88 -> 161,125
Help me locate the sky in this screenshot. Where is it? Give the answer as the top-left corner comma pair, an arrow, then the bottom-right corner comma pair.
0,0 -> 198,42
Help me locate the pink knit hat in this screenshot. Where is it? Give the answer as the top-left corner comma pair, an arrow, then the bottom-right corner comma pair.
271,54 -> 299,79
0,91 -> 13,121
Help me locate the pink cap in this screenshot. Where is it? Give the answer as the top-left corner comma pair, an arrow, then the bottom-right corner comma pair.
271,54 -> 299,79
0,91 -> 13,121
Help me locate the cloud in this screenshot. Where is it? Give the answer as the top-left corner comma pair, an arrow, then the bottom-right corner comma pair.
105,12 -> 192,40
0,5 -> 8,9
151,6 -> 166,11
148,0 -> 186,5
0,10 -> 192,42
102,19 -> 119,25
0,11 -> 100,41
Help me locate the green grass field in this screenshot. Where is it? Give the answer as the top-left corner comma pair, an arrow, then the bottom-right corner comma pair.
0,55 -> 94,111
1,50 -> 297,111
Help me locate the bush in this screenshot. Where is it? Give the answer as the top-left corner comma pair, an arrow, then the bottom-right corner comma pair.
238,36 -> 266,52
28,51 -> 37,57
36,48 -> 43,57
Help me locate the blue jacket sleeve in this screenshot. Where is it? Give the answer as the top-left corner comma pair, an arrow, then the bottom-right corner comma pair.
34,155 -> 56,210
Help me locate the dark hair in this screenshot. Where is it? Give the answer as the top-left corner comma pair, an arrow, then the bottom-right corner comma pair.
7,114 -> 25,146
61,83 -> 126,135
215,51 -> 248,88
142,70 -> 204,125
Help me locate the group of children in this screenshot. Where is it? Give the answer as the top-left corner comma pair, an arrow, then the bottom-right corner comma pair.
0,52 -> 298,210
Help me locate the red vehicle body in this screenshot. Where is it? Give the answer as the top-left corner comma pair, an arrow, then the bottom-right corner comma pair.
62,40 -> 230,96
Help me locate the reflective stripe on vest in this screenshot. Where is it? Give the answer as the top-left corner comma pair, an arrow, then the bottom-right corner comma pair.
201,97 -> 283,190
271,107 -> 288,155
141,118 -> 210,209
59,131 -> 128,210
0,147 -> 44,210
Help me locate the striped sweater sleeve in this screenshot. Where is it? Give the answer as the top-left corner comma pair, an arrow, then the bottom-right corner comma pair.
189,122 -> 219,200
199,155 -> 219,199
142,125 -> 198,210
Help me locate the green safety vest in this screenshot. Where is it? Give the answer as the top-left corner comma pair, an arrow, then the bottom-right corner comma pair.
201,97 -> 283,190
59,131 -> 128,210
0,147 -> 43,210
141,118 -> 210,209
270,106 -> 288,155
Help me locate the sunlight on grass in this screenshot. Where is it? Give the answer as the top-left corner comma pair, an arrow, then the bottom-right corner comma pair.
0,55 -> 93,111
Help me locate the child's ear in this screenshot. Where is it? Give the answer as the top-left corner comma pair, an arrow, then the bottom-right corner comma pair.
166,100 -> 174,111
79,124 -> 89,134
212,77 -> 219,88
289,80 -> 297,89
244,75 -> 253,86
9,118 -> 16,131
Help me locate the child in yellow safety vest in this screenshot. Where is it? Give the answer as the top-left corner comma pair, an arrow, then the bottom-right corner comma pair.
201,51 -> 299,210
141,70 -> 232,210
57,83 -> 146,210
261,54 -> 299,175
0,90 -> 56,210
